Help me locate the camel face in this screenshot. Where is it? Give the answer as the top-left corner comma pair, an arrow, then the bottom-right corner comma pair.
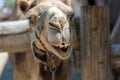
47,7 -> 70,52
26,1 -> 73,60
41,7 -> 72,59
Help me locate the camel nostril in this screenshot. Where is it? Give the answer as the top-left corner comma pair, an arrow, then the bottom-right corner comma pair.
62,43 -> 65,45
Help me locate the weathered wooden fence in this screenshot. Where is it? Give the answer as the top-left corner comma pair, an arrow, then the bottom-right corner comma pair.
0,20 -> 30,52
72,0 -> 120,80
80,6 -> 110,80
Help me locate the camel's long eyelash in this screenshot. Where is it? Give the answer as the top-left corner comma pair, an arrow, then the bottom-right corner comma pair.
49,22 -> 55,27
49,22 -> 58,29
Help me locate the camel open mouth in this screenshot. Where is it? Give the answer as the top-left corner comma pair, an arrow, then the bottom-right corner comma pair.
52,45 -> 70,53
61,47 -> 68,52
51,44 -> 72,59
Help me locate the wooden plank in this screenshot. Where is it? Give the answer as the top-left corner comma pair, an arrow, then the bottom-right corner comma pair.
0,20 -> 29,35
72,16 -> 80,48
0,32 -> 31,53
80,6 -> 110,80
0,20 -> 31,53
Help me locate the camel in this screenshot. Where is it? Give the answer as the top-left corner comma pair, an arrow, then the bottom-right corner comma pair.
9,0 -> 74,80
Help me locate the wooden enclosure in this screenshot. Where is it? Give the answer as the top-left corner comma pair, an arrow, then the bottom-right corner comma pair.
72,0 -> 120,80
80,6 -> 110,80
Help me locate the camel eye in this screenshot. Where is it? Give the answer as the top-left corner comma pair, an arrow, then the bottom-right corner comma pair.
49,23 -> 56,27
70,14 -> 74,20
68,13 -> 74,20
27,16 -> 35,23
49,22 -> 60,29
27,15 -> 38,24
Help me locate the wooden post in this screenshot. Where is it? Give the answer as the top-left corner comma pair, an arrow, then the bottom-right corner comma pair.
95,0 -> 105,5
72,16 -> 81,72
80,6 -> 110,80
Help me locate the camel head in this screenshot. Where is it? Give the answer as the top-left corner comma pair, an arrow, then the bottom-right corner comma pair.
25,0 -> 74,66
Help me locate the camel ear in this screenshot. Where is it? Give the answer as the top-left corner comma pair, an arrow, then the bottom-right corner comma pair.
18,1 -> 29,13
61,0 -> 71,6
18,0 -> 38,14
